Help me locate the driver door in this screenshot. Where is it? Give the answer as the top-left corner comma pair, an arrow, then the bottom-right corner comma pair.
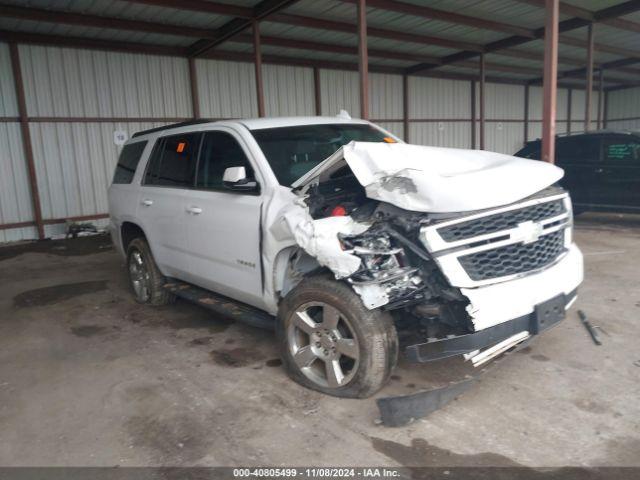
182,129 -> 264,308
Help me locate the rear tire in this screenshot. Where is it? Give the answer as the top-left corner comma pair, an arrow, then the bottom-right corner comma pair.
277,275 -> 398,398
126,238 -> 172,305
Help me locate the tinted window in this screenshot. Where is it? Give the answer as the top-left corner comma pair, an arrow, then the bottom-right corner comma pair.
602,137 -> 640,163
113,141 -> 147,184
196,131 -> 255,191
514,141 -> 540,159
144,133 -> 201,187
251,124 -> 391,186
555,136 -> 600,164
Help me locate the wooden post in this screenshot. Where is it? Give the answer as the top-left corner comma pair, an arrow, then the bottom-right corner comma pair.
9,42 -> 44,240
357,0 -> 369,119
542,0 -> 559,164
253,20 -> 265,117
585,23 -> 594,131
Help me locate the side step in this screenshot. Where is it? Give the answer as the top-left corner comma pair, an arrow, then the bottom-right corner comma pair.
163,280 -> 275,331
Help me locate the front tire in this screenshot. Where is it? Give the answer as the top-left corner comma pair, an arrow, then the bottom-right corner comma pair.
277,276 -> 398,398
126,238 -> 172,305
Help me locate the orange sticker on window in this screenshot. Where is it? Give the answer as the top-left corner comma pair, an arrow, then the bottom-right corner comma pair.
176,142 -> 186,153
383,137 -> 397,143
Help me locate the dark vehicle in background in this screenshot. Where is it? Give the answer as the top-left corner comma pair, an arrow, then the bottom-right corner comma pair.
515,131 -> 640,213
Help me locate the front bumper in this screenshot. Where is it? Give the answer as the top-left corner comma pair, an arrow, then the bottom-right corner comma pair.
406,243 -> 583,363
406,288 -> 577,362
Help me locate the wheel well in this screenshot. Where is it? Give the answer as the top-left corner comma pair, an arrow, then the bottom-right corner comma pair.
121,222 -> 146,252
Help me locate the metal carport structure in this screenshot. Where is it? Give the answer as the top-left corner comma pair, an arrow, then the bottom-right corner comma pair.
1,0 -> 639,241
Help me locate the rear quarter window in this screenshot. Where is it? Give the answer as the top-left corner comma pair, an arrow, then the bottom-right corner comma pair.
112,141 -> 147,184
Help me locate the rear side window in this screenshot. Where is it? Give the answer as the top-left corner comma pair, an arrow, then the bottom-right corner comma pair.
144,132 -> 202,187
602,137 -> 640,163
514,141 -> 540,159
195,131 -> 255,191
555,136 -> 600,164
112,141 -> 147,184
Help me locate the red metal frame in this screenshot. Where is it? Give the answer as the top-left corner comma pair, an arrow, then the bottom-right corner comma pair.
585,23 -> 595,131
357,0 -> 369,120
542,0 -> 559,164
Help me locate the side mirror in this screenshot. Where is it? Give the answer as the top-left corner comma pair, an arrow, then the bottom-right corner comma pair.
222,166 -> 259,192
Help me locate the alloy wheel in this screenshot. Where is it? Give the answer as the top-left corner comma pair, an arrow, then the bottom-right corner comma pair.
287,301 -> 360,389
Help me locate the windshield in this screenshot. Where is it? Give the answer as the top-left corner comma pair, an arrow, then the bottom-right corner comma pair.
250,123 -> 392,186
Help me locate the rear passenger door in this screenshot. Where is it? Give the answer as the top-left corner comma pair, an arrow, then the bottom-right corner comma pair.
183,129 -> 264,308
137,132 -> 201,279
595,135 -> 640,210
555,136 -> 601,207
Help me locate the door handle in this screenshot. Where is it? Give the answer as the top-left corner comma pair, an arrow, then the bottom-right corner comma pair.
141,199 -> 153,207
186,206 -> 203,215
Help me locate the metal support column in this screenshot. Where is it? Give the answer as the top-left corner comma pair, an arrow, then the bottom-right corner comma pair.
566,88 -> 572,134
357,0 -> 369,120
313,67 -> 321,116
253,20 -> 265,117
479,53 -> 485,150
524,84 -> 529,143
585,23 -> 594,131
188,57 -> 200,119
9,42 -> 44,239
402,74 -> 409,142
542,0 -> 559,164
471,80 -> 477,149
597,69 -> 604,130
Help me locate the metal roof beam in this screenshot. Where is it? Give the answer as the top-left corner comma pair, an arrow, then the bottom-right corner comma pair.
0,3 -> 219,38
0,29 -> 188,56
515,0 -> 640,33
269,13 -> 483,51
188,0 -> 300,57
232,33 -> 442,65
407,0 -> 640,75
123,0 -> 253,18
337,0 -> 536,38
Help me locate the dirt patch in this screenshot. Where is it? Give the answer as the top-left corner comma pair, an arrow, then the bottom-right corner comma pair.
371,437 -> 522,467
188,336 -> 214,346
125,413 -> 212,464
70,325 -> 107,338
166,305 -> 232,333
531,354 -> 550,362
13,280 -> 108,308
0,233 -> 112,261
210,347 -> 266,367
265,358 -> 282,367
573,399 -> 609,415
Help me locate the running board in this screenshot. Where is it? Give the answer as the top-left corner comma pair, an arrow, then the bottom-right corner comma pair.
163,280 -> 275,331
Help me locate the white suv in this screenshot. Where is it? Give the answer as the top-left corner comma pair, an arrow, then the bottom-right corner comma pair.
108,115 -> 583,398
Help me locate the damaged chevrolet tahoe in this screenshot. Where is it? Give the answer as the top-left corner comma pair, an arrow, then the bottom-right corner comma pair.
108,116 -> 583,399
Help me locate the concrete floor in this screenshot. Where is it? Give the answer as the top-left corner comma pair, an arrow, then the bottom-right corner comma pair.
0,213 -> 639,467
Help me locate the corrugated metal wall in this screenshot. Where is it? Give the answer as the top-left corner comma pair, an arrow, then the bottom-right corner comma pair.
409,77 -> 472,149
607,86 -> 640,131
0,43 -> 36,243
1,40 -> 626,244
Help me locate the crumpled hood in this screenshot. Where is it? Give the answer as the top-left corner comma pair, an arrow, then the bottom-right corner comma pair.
292,142 -> 564,213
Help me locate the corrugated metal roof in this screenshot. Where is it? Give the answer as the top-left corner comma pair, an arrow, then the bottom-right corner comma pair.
0,0 -> 637,88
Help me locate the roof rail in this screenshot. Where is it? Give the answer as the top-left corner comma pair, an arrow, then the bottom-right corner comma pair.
131,119 -> 215,138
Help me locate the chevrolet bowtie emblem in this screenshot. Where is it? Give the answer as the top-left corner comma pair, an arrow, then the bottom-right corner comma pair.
514,220 -> 544,244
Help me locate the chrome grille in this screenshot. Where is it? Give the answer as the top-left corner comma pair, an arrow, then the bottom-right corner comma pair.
437,199 -> 566,242
458,230 -> 566,281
